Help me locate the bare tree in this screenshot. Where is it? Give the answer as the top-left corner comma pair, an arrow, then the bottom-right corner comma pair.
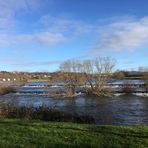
59,60 -> 81,97
82,57 -> 116,96
142,72 -> 148,91
113,70 -> 125,79
138,67 -> 148,91
82,60 -> 94,92
59,57 -> 115,97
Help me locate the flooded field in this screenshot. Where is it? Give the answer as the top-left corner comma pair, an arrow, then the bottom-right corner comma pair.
0,81 -> 148,125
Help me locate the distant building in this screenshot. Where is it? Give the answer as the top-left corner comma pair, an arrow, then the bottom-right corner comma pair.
2,78 -> 6,81
44,75 -> 47,78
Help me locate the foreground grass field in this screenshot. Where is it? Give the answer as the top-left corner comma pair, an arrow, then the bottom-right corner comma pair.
0,119 -> 148,148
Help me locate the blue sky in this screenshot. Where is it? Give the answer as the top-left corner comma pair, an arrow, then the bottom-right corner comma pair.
0,0 -> 148,72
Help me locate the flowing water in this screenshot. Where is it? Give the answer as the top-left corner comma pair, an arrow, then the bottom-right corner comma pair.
0,81 -> 148,125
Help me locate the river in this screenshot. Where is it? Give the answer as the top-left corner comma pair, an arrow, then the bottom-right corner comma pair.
0,81 -> 148,125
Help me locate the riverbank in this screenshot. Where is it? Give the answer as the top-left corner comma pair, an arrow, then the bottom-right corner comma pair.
0,119 -> 148,147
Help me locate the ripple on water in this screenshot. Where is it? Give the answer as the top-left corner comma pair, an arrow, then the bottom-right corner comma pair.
0,92 -> 148,125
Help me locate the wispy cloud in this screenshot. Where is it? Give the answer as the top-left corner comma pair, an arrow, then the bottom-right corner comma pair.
40,15 -> 93,35
0,23 -> 87,46
12,55 -> 89,68
0,0 -> 40,31
0,0 -> 70,46
0,15 -> 93,47
0,0 -> 43,17
2,32 -> 67,45
94,16 -> 148,52
0,58 -> 15,62
13,60 -> 63,67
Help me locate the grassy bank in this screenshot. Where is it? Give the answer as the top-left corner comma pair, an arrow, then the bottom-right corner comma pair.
0,119 -> 148,148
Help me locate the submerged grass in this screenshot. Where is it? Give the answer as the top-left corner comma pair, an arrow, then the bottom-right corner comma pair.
0,119 -> 148,148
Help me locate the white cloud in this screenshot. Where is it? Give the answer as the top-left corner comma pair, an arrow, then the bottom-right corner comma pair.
0,0 -> 49,31
0,16 -> 93,47
0,0 -> 35,32
95,16 -> 148,52
34,32 -> 67,45
0,1 -> 93,47
0,0 -> 42,17
16,32 -> 67,45
0,32 -> 67,46
39,15 -> 94,38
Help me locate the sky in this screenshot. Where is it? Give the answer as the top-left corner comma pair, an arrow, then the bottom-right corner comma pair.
0,0 -> 148,72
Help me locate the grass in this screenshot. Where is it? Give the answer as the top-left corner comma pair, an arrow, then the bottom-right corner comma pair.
0,119 -> 148,148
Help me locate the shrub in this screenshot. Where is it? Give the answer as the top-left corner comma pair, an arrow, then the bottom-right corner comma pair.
121,83 -> 133,94
0,105 -> 95,124
0,86 -> 16,95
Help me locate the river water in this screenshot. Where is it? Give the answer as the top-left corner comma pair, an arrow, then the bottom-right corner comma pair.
0,81 -> 148,125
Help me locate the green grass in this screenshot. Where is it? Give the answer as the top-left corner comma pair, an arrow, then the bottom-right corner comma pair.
0,119 -> 148,148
